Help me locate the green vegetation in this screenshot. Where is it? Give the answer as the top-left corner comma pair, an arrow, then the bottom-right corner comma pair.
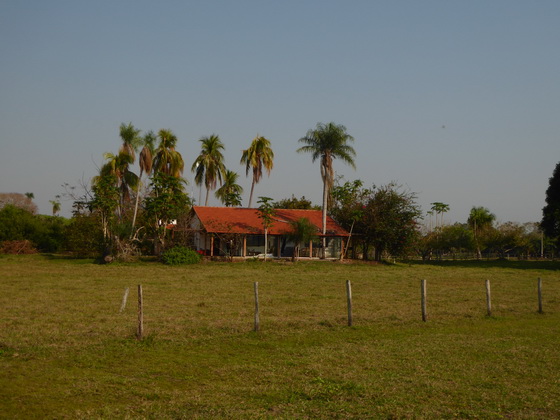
161,246 -> 202,265
1,256 -> 559,418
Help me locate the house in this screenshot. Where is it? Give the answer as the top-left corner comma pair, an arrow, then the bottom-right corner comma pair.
190,206 -> 349,259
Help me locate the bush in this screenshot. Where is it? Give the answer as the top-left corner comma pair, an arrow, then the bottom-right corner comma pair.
0,240 -> 38,254
161,246 -> 202,265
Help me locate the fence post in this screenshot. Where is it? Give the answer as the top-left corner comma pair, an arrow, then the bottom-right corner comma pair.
346,280 -> 353,327
421,279 -> 427,322
137,284 -> 143,340
538,277 -> 543,314
485,279 -> 492,317
254,282 -> 260,332
119,287 -> 129,313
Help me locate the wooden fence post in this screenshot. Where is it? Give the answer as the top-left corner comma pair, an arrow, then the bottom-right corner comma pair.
538,277 -> 543,314
346,280 -> 353,327
485,279 -> 492,317
137,284 -> 143,340
254,282 -> 260,332
421,279 -> 427,322
119,287 -> 129,313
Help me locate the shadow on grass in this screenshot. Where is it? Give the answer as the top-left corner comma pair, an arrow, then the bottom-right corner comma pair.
41,253 -> 160,265
404,259 -> 560,271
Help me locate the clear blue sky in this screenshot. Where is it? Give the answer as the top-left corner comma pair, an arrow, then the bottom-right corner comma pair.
1,1 -> 559,224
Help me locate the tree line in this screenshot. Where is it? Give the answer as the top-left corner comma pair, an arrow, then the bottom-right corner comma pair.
2,122 -> 560,261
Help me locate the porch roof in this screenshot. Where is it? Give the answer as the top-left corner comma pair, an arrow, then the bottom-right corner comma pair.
192,206 -> 349,237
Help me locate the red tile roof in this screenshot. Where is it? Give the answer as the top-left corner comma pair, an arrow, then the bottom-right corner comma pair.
192,206 -> 349,236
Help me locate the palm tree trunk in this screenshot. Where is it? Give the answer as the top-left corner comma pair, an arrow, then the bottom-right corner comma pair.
130,170 -> 144,237
205,188 -> 210,206
321,176 -> 328,259
248,179 -> 256,208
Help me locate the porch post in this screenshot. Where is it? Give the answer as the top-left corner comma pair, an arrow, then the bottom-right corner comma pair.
277,236 -> 281,257
243,235 -> 247,257
309,240 -> 313,258
210,235 -> 214,257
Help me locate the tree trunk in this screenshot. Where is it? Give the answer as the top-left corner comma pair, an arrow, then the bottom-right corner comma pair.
321,175 -> 328,259
248,179 -> 256,208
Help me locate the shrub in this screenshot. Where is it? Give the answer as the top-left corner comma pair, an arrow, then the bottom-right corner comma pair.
161,246 -> 201,265
0,240 -> 38,254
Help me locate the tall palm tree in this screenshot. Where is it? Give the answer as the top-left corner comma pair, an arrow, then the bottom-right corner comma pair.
191,135 -> 226,206
240,135 -> 274,208
119,122 -> 142,163
131,131 -> 157,232
297,122 -> 356,257
152,129 -> 184,177
215,169 -> 244,207
468,206 -> 496,259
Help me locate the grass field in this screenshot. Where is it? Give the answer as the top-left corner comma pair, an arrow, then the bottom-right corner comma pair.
1,255 -> 560,419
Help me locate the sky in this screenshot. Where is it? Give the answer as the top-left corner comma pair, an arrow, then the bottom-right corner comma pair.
1,1 -> 559,224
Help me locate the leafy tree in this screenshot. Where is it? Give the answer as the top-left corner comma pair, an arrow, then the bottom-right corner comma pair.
418,223 -> 473,260
215,170 -> 243,207
64,214 -> 104,257
297,122 -> 356,258
192,135 -> 226,206
330,179 -> 371,259
287,217 -> 318,261
90,173 -> 120,243
240,135 -> 274,208
362,183 -> 422,261
468,206 -> 496,259
257,196 -> 275,261
541,162 -> 560,244
0,205 -> 67,253
144,172 -> 191,253
153,129 -> 184,177
273,195 -> 319,210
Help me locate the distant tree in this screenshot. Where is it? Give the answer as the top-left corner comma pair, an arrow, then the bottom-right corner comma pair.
192,135 -> 226,206
240,135 -> 274,208
430,202 -> 450,230
0,193 -> 38,214
25,192 -> 34,200
50,198 -> 61,216
273,195 -> 319,210
468,206 -> 496,259
287,217 -> 318,261
541,162 -> 560,244
297,122 -> 356,258
215,170 -> 243,207
257,196 -> 275,261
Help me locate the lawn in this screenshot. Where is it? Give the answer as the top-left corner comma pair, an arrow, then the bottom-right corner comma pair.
1,255 -> 559,419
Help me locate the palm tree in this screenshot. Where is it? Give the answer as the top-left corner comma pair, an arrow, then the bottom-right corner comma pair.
49,198 -> 61,216
97,150 -> 139,219
468,206 -> 496,259
215,170 -> 244,207
119,122 -> 142,163
191,135 -> 226,206
240,135 -> 274,208
153,129 -> 184,177
297,122 -> 356,258
131,131 -> 157,232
